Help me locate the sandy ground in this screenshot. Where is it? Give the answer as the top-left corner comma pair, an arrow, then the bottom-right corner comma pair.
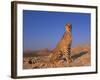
23,45 -> 91,69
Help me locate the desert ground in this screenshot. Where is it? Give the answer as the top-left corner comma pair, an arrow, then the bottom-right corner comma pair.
23,44 -> 90,69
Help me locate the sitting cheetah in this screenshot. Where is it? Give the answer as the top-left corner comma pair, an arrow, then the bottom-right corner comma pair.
49,23 -> 73,63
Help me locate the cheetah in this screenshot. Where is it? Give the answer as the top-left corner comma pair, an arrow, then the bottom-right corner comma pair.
49,23 -> 73,64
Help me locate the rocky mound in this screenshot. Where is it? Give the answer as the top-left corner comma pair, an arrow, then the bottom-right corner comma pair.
23,45 -> 90,69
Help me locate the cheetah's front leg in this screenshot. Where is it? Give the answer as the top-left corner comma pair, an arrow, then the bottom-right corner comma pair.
63,48 -> 73,64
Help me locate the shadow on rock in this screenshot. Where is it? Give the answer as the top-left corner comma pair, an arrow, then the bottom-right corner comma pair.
71,51 -> 88,60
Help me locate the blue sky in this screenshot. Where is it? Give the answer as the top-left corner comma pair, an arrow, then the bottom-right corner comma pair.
23,10 -> 91,51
